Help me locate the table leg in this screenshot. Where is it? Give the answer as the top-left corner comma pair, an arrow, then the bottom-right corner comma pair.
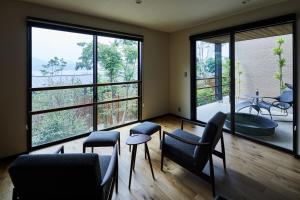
128,145 -> 137,189
145,143 -> 155,180
144,143 -> 147,160
132,145 -> 137,171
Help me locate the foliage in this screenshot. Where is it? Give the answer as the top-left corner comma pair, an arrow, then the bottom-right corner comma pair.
40,56 -> 67,76
75,42 -> 93,70
236,61 -> 242,98
273,37 -> 286,93
196,56 -> 230,106
32,57 -> 92,146
76,39 -> 138,125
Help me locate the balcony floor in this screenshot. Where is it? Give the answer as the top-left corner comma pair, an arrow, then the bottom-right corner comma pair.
197,97 -> 293,151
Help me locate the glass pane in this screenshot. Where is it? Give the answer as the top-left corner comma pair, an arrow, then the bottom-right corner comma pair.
32,87 -> 93,111
97,99 -> 138,129
235,23 -> 293,150
97,36 -> 138,83
196,35 -> 231,130
98,84 -> 138,102
32,27 -> 93,88
32,107 -> 93,146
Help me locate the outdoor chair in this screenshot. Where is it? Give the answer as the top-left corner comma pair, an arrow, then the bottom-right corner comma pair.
9,145 -> 118,200
161,112 -> 227,197
257,89 -> 293,119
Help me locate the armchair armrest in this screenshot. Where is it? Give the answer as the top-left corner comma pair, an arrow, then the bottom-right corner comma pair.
162,131 -> 209,147
181,119 -> 206,130
54,146 -> 64,154
101,145 -> 118,187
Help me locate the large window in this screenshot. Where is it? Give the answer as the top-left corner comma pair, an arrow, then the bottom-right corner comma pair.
28,20 -> 142,148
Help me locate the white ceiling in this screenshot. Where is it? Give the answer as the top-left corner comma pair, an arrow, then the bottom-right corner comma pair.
21,0 -> 286,32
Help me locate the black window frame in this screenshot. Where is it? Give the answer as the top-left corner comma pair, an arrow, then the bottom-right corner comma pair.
27,17 -> 143,150
190,14 -> 298,156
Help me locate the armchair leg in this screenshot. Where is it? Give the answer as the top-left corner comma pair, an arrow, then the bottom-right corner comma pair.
268,109 -> 272,119
209,155 -> 216,197
220,135 -> 226,172
115,153 -> 119,193
160,154 -> 164,171
118,138 -> 121,155
12,188 -> 17,200
161,131 -> 165,171
159,129 -> 162,141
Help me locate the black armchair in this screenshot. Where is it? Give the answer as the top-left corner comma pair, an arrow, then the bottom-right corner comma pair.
258,89 -> 293,119
9,145 -> 118,200
161,112 -> 227,197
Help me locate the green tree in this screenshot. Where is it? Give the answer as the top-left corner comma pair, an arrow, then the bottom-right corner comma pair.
236,61 -> 242,98
76,42 -> 93,70
117,40 -> 138,123
273,37 -> 286,93
33,56 -> 91,146
76,39 -> 138,127
40,57 -> 67,86
41,56 -> 67,76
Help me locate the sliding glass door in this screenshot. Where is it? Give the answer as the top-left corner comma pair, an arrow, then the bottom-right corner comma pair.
195,35 -> 231,130
191,15 -> 296,153
29,23 -> 142,148
234,24 -> 294,150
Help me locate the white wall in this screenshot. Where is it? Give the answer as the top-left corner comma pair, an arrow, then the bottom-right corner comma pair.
0,0 -> 169,158
168,0 -> 300,156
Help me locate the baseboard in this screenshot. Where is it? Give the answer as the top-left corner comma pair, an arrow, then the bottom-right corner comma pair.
167,113 -> 191,121
142,113 -> 170,122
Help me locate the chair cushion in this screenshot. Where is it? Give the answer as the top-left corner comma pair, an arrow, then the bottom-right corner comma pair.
130,121 -> 161,135
164,129 -> 201,166
84,131 -> 120,147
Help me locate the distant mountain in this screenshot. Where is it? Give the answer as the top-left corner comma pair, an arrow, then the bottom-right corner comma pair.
32,57 -> 77,71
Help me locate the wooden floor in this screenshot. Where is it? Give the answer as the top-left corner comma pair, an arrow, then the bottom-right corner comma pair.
1,115 -> 300,200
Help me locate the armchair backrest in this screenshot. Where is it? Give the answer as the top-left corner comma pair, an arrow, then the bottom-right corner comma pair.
9,153 -> 103,200
194,112 -> 226,168
278,90 -> 293,104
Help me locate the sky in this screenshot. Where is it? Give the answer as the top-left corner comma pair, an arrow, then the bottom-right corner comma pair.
32,27 -> 115,62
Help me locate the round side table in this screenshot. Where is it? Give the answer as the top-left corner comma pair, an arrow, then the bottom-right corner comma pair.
126,134 -> 155,189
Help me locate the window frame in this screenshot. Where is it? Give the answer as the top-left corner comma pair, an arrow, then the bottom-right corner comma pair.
27,17 -> 143,150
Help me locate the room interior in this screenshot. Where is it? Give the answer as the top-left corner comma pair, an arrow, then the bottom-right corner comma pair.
1,0 -> 300,200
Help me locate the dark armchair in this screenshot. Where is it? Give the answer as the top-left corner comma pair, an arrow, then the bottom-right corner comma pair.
258,89 -> 293,119
9,145 -> 118,200
161,112 -> 227,197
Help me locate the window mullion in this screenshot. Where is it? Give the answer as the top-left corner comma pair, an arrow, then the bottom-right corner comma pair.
93,35 -> 98,131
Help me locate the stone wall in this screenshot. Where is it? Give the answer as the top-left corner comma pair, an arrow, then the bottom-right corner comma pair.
235,34 -> 293,98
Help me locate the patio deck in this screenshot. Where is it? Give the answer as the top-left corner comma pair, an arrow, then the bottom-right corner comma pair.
197,97 -> 293,150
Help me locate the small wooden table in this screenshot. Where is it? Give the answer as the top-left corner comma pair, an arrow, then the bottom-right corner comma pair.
126,134 -> 155,189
